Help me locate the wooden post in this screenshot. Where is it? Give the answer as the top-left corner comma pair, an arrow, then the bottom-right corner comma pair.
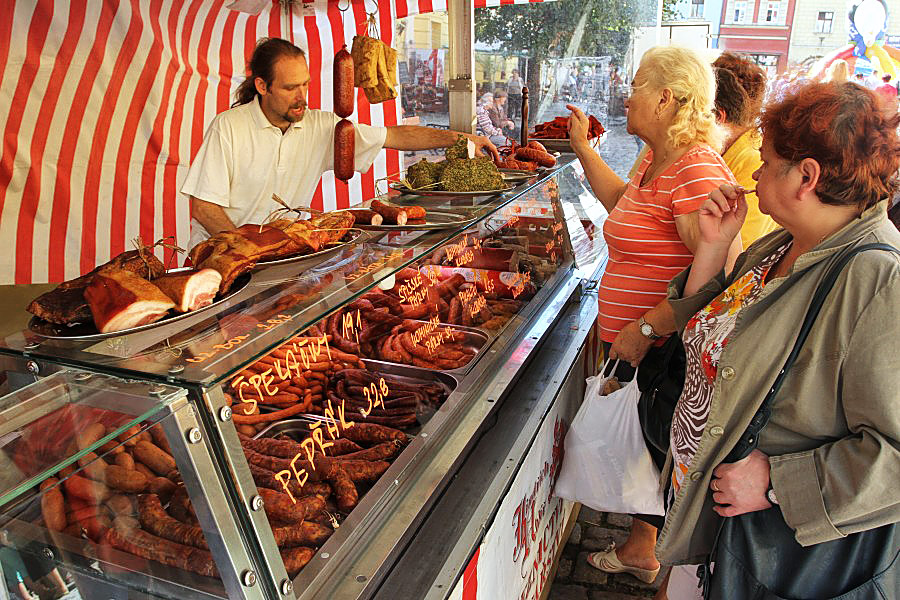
520,86 -> 529,147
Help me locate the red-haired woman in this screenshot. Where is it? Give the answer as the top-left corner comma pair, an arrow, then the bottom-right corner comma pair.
656,82 -> 900,598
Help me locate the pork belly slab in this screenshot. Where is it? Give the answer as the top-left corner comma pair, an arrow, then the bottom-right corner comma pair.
84,269 -> 176,333
153,268 -> 223,312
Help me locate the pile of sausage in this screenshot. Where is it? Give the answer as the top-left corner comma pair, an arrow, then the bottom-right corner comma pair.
239,422 -> 406,518
495,140 -> 556,171
226,333 -> 366,429
388,269 -> 524,330
348,200 -> 427,227
531,114 -> 605,140
373,319 -> 476,370
39,416 -> 411,579
326,369 -> 447,428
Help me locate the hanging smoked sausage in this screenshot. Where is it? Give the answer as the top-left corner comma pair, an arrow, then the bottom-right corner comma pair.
334,119 -> 355,182
334,45 -> 354,118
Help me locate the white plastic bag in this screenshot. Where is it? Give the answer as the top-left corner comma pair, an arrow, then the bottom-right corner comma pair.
554,360 -> 664,515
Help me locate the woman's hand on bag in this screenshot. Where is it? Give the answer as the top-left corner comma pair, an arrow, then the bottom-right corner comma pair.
608,320 -> 654,367
710,449 -> 772,517
699,184 -> 748,248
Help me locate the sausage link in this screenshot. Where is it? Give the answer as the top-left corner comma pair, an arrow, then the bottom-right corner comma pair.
334,119 -> 355,182
333,45 -> 354,118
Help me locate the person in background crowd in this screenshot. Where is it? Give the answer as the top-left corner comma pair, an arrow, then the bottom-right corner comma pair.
824,58 -> 850,83
488,89 -> 515,138
476,92 -> 507,146
855,72 -> 866,84
876,73 -> 898,109
656,80 -> 900,599
865,68 -> 882,90
567,45 -> 741,586
507,69 -> 524,117
713,52 -> 779,249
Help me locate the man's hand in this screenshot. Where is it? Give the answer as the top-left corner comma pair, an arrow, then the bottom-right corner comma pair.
460,133 -> 501,162
710,449 -> 773,517
608,319 -> 654,367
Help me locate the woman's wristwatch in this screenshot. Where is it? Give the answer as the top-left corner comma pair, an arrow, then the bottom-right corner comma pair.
639,316 -> 661,340
766,484 -> 779,505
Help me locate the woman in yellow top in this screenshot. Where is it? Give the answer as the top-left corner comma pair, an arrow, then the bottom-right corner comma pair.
713,53 -> 779,249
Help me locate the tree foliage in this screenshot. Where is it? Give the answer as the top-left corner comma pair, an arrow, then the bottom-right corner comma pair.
475,0 -> 642,66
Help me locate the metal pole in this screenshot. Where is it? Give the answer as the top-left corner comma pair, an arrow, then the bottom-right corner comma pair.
447,0 -> 476,132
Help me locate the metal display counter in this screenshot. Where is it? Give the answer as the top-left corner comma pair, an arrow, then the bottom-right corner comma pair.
0,158 -> 607,600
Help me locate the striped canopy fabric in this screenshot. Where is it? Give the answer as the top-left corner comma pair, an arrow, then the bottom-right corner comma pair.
0,0 -> 544,284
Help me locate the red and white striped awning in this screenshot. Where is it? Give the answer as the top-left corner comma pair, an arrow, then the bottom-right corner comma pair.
0,0 -> 542,284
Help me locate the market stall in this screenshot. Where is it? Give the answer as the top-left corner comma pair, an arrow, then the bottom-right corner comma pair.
0,0 -> 611,597
0,157 -> 609,599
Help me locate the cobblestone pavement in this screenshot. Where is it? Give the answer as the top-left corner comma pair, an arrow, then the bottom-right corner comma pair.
549,507 -> 665,600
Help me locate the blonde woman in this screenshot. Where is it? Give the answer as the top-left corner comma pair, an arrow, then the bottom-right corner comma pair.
567,46 -> 741,585
824,58 -> 850,83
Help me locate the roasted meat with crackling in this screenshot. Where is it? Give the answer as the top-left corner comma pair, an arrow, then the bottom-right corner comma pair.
27,249 -> 166,325
308,211 -> 355,246
84,268 -> 176,333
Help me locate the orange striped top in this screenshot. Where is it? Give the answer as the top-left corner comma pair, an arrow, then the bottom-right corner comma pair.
598,145 -> 736,343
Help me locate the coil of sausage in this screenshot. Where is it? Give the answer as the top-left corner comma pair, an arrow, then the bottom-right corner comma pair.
334,119 -> 356,182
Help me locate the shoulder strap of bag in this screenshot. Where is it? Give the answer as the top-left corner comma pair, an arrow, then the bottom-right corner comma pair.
725,243 -> 900,463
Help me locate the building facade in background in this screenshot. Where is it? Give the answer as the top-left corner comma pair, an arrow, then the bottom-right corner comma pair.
789,0 -> 900,72
665,0 -> 726,46
718,0 -> 796,74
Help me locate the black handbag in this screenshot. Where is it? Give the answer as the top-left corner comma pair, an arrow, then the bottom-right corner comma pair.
701,243 -> 900,600
637,330 -> 685,464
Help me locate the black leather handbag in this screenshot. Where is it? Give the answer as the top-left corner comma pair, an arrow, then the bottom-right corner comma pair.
702,243 -> 900,600
636,334 -> 685,466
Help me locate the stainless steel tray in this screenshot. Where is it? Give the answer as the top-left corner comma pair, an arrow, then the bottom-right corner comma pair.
28,269 -> 251,341
255,363 -> 459,436
366,321 -> 490,377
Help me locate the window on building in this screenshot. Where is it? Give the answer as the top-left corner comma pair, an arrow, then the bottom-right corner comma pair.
815,11 -> 834,33
764,1 -> 780,23
732,0 -> 747,23
690,0 -> 704,19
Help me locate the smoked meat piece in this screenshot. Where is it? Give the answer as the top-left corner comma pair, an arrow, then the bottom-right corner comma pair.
84,269 -> 175,333
153,268 -> 222,312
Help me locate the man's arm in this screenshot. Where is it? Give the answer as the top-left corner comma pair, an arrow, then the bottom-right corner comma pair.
190,196 -> 235,236
383,125 -> 500,162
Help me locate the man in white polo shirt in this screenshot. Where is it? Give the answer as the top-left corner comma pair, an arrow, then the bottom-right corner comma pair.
182,38 -> 497,248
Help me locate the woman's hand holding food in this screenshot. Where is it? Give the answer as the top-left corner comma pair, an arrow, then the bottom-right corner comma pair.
608,319 -> 655,367
566,104 -> 591,153
699,184 -> 748,248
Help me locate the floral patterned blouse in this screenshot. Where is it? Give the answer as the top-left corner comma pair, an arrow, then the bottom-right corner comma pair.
670,243 -> 792,493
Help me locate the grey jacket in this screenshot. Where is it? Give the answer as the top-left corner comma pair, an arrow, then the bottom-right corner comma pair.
656,200 -> 900,565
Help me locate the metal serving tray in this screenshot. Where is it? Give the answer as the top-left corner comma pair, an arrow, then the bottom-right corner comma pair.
254,363 -> 459,438
367,321 -> 490,377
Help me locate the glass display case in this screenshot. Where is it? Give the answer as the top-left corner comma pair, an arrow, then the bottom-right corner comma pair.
0,158 -> 608,599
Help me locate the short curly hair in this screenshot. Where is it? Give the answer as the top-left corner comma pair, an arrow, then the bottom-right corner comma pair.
760,82 -> 900,212
713,52 -> 767,127
637,46 -> 722,149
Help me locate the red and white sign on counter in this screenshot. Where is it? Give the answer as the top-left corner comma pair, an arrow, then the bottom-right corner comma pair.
449,398 -> 574,600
